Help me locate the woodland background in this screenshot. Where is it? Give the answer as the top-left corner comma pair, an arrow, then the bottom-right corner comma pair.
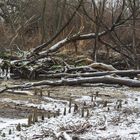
0,0 -> 140,69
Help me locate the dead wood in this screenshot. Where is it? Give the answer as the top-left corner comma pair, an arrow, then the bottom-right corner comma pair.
28,13 -> 132,64
1,76 -> 140,94
63,62 -> 116,73
7,90 -> 33,95
60,121 -> 92,134
89,63 -> 117,71
36,30 -> 110,58
38,70 -> 140,79
27,26 -> 119,62
29,0 -> 83,56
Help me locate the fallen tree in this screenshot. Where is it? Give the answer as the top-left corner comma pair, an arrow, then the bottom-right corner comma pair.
38,70 -> 140,79
0,1 -> 139,91
1,76 -> 140,94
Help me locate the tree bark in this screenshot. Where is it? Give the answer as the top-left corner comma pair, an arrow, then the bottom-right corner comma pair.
38,70 -> 140,79
1,76 -> 140,94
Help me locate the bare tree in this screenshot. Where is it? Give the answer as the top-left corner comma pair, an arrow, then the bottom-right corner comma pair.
127,0 -> 140,69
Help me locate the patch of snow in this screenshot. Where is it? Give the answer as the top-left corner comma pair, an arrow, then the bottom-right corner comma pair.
0,87 -> 140,139
0,118 -> 27,130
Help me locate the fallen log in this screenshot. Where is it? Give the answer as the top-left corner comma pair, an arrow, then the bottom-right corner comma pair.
27,76 -> 140,87
31,17 -> 131,60
65,62 -> 116,73
35,76 -> 140,87
38,31 -> 109,57
89,63 -> 117,71
31,28 -> 117,61
43,62 -> 116,75
7,90 -> 33,95
38,70 -> 140,79
1,76 -> 140,94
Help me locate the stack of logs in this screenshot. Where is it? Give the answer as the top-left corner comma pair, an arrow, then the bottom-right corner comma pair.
0,33 -> 140,93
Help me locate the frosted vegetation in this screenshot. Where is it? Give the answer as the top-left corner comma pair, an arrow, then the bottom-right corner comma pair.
0,86 -> 140,140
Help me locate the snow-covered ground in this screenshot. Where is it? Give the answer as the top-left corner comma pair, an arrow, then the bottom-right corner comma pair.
0,87 -> 140,140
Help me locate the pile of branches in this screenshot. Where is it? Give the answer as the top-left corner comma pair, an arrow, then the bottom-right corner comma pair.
0,43 -> 140,93
33,121 -> 91,140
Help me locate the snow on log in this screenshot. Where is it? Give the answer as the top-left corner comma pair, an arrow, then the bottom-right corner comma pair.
1,76 -> 140,94
7,90 -> 33,95
39,30 -> 108,56
39,70 -> 140,79
89,63 -> 117,71
39,76 -> 140,87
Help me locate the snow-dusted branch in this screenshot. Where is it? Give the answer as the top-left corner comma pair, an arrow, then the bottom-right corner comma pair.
1,76 -> 140,94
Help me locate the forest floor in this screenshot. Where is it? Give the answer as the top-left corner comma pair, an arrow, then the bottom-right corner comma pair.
0,80 -> 140,140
